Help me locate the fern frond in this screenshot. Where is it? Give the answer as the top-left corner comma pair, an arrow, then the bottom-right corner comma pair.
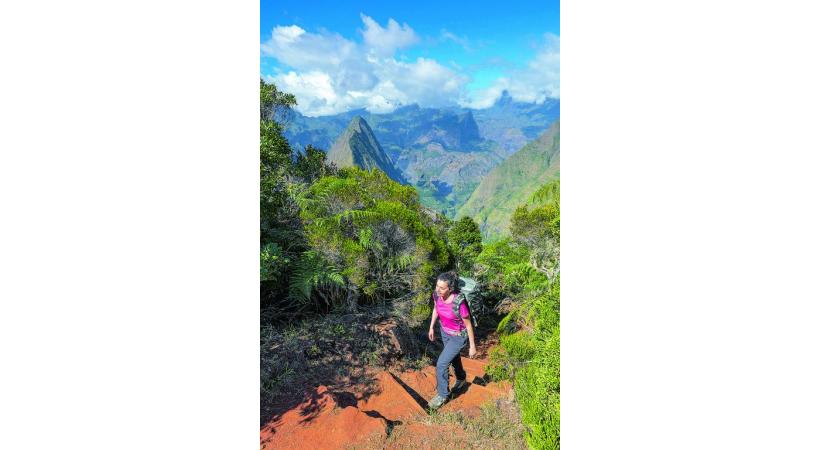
287,251 -> 345,303
336,209 -> 383,226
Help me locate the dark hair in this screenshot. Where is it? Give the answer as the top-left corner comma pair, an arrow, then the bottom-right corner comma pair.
436,271 -> 459,290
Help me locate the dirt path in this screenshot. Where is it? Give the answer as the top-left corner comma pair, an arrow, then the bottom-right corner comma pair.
260,353 -> 516,449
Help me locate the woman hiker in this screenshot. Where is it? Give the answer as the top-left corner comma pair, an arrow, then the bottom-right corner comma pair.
427,271 -> 477,410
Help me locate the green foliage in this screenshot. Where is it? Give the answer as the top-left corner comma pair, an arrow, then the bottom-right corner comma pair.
259,80 -> 300,245
486,330 -> 537,381
502,263 -> 551,296
530,178 -> 560,206
447,216 -> 483,274
260,78 -> 296,122
530,276 -> 560,333
260,242 -> 289,282
259,81 -> 341,322
288,250 -> 345,305
502,330 -> 537,360
410,299 -> 433,324
298,167 -> 449,307
260,119 -> 292,170
475,179 -> 560,449
511,179 -> 560,282
496,310 -> 519,335
485,346 -> 513,380
516,328 -> 560,450
294,144 -> 337,182
473,238 -> 530,295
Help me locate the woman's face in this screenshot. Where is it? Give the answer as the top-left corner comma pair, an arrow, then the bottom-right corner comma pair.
436,280 -> 452,299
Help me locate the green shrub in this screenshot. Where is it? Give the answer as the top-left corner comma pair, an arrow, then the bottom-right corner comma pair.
502,262 -> 550,296
501,330 -> 538,361
486,346 -> 512,380
474,238 -> 530,295
298,167 -> 449,308
480,192 -> 560,449
486,330 -> 538,381
410,291 -> 433,324
447,216 -> 483,273
515,327 -> 560,449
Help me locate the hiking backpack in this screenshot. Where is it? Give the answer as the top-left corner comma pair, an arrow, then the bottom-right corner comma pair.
454,276 -> 483,328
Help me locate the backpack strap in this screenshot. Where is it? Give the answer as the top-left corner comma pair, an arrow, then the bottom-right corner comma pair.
455,292 -> 479,328
452,292 -> 469,318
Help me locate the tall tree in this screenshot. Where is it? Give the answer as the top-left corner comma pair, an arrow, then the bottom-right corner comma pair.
447,216 -> 483,273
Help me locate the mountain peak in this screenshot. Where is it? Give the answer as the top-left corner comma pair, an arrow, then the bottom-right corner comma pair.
495,90 -> 514,106
327,117 -> 406,184
349,115 -> 367,128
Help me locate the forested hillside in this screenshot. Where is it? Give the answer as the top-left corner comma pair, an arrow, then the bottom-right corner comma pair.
459,120 -> 560,238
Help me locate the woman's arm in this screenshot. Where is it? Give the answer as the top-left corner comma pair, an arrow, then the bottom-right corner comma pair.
428,307 -> 439,341
464,318 -> 477,358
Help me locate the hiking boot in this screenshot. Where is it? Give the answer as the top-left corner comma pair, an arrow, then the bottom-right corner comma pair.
428,394 -> 448,410
452,378 -> 467,392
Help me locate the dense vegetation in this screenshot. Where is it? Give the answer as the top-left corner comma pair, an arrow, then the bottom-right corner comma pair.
481,179 -> 561,449
260,80 -> 560,449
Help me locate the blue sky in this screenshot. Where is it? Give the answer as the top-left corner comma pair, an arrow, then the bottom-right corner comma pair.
261,0 -> 559,116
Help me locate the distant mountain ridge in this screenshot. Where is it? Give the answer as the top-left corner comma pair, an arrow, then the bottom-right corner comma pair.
284,92 -> 559,217
284,91 -> 559,157
327,116 -> 406,184
471,91 -> 560,154
458,119 -> 560,238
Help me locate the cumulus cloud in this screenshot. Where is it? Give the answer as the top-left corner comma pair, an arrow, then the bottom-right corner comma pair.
261,25 -> 357,74
462,33 -> 560,109
261,17 -> 559,116
261,15 -> 465,116
360,14 -> 420,56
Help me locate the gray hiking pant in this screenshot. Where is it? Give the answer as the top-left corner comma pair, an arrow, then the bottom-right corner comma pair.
436,331 -> 468,398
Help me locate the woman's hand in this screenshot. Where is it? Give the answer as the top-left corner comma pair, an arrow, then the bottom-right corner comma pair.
468,345 -> 477,358
428,328 -> 435,342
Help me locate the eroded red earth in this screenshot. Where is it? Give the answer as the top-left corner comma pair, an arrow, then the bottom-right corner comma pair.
260,357 -> 512,450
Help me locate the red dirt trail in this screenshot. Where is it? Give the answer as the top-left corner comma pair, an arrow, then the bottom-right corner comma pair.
260,356 -> 512,450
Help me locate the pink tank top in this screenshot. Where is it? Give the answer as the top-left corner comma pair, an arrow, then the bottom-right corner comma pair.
434,291 -> 470,336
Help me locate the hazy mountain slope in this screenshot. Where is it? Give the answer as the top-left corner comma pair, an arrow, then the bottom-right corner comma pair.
283,94 -> 560,217
458,119 -> 560,238
283,93 -> 559,158
470,91 -> 560,155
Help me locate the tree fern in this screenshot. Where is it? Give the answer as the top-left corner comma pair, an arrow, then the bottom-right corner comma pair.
287,250 -> 345,305
387,253 -> 414,272
337,209 -> 383,226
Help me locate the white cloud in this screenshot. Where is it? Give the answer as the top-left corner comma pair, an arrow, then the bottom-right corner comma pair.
462,33 -> 561,108
463,81 -> 511,109
262,15 -> 465,116
261,25 -> 357,73
261,17 -> 559,116
441,30 -> 471,51
272,25 -> 305,45
360,14 -> 419,56
272,71 -> 339,116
